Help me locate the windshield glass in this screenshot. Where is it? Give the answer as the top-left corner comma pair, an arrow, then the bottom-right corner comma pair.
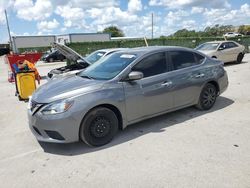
78,52 -> 137,80
196,43 -> 220,51
85,51 -> 106,63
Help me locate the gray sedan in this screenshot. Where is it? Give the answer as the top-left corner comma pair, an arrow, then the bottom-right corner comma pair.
28,46 -> 228,146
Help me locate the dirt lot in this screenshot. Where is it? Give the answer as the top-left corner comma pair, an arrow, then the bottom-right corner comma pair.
0,56 -> 250,188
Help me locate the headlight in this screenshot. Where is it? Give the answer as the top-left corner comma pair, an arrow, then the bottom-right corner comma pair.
40,99 -> 74,115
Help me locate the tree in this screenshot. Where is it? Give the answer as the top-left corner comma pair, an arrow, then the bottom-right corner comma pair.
171,24 -> 237,37
102,26 -> 125,37
172,29 -> 199,37
238,25 -> 250,34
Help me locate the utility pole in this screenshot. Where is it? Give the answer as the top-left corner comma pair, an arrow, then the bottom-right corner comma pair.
151,13 -> 154,39
4,9 -> 12,51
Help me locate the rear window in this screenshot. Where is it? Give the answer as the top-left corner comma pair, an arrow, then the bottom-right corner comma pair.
194,53 -> 205,64
228,42 -> 238,48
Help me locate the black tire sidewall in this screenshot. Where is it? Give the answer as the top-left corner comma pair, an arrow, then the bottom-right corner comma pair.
237,53 -> 243,63
198,83 -> 217,110
80,107 -> 118,147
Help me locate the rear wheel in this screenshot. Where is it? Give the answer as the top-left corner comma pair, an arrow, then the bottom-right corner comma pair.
196,83 -> 217,110
80,107 -> 118,147
236,53 -> 244,64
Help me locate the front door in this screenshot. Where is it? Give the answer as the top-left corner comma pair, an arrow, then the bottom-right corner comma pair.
217,42 -> 234,62
123,52 -> 174,123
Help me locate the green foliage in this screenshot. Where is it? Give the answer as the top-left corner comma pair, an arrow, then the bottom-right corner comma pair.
238,25 -> 250,34
65,37 -> 250,56
172,25 -> 235,37
18,46 -> 51,54
102,26 -> 125,37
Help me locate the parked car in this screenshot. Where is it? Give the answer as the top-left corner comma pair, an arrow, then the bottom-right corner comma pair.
195,41 -> 245,63
41,50 -> 66,62
47,42 -> 126,79
223,32 -> 243,38
28,46 -> 228,146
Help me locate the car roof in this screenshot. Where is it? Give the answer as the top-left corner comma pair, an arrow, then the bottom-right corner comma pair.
96,48 -> 128,53
204,40 -> 236,43
115,46 -> 195,56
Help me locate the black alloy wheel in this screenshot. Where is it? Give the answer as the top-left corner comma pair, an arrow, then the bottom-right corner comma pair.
196,83 -> 217,110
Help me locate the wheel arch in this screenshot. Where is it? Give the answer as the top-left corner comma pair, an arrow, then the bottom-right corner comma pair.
80,103 -> 124,132
207,80 -> 220,95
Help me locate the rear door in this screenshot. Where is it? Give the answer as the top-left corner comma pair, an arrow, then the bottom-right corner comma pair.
228,42 -> 241,61
167,50 -> 206,108
123,52 -> 174,122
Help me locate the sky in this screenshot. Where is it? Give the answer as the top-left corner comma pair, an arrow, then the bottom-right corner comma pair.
0,0 -> 250,43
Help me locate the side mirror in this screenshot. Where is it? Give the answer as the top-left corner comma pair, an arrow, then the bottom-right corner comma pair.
77,59 -> 85,63
218,47 -> 224,51
127,71 -> 143,81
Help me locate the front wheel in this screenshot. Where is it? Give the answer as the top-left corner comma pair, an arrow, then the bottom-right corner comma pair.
80,107 -> 118,147
196,83 -> 217,110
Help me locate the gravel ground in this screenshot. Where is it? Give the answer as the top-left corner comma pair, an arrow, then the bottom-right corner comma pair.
0,55 -> 250,188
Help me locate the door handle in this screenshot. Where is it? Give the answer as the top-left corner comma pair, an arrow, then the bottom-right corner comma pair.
194,73 -> 205,78
161,81 -> 172,87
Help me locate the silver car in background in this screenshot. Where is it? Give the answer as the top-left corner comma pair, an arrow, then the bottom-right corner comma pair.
48,42 -> 126,79
196,41 -> 245,64
28,46 -> 228,147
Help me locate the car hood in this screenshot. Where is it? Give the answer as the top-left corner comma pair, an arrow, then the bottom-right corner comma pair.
32,75 -> 105,103
52,42 -> 90,64
198,50 -> 216,56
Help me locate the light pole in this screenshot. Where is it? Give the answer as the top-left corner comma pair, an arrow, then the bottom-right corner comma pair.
4,9 -> 12,51
151,13 -> 154,39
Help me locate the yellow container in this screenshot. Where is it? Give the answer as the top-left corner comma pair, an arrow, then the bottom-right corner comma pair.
16,71 -> 36,100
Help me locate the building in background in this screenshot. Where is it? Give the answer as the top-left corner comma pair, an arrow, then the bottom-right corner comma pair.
12,33 -> 111,53
12,35 -> 56,53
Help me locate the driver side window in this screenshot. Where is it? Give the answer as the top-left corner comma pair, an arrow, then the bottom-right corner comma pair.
219,42 -> 229,50
132,52 -> 167,78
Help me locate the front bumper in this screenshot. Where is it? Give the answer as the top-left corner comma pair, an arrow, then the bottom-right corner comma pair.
28,107 -> 81,143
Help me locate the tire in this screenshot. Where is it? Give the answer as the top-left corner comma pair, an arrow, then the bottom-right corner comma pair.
79,107 -> 118,147
49,58 -> 54,63
236,53 -> 244,64
211,56 -> 217,59
196,83 -> 217,110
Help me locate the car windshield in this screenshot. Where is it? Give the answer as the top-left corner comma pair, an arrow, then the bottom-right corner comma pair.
85,51 -> 106,63
78,52 -> 137,80
196,43 -> 220,51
